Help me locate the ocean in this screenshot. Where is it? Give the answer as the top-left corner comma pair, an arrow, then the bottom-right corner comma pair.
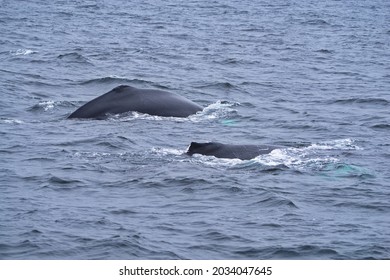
0,0 -> 389,259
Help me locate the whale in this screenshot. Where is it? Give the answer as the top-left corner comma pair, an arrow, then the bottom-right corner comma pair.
186,142 -> 280,160
68,85 -> 203,119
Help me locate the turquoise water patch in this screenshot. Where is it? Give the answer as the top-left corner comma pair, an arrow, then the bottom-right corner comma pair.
322,163 -> 374,179
220,119 -> 237,126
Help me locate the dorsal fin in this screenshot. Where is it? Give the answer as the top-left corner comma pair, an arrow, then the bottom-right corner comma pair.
186,142 -> 202,155
186,142 -> 218,155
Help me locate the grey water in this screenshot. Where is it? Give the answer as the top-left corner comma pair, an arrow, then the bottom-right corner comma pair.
1,0 -> 390,259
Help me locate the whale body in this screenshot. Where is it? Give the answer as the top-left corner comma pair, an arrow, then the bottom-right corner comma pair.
186,142 -> 279,160
68,85 -> 203,119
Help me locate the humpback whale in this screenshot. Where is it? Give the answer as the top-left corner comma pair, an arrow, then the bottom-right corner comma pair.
68,85 -> 203,119
186,142 -> 279,160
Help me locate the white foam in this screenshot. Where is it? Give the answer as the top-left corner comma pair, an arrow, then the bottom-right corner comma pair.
306,138 -> 361,151
151,147 -> 184,156
189,153 -> 243,167
10,49 -> 36,56
253,148 -> 339,168
108,74 -> 128,79
0,118 -> 24,124
110,111 -> 188,122
254,148 -> 302,167
38,101 -> 55,111
203,100 -> 239,111
73,151 -> 112,159
188,100 -> 239,122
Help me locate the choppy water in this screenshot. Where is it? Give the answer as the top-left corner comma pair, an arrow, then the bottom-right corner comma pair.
1,0 -> 390,259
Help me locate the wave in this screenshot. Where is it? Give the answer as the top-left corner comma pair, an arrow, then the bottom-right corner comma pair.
41,176 -> 85,189
251,196 -> 298,209
193,81 -> 236,90
314,49 -> 334,54
57,52 -> 93,65
334,201 -> 389,212
213,57 -> 257,65
0,240 -> 41,259
330,98 -> 389,106
302,19 -> 330,26
370,123 -> 390,130
235,244 -> 342,259
79,76 -> 154,86
77,3 -> 101,10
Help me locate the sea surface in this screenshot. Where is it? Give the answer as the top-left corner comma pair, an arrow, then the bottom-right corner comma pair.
1,0 -> 389,259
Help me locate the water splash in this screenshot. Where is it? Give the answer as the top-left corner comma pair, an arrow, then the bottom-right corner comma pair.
30,101 -> 62,112
190,100 -> 239,122
254,139 -> 361,170
108,111 -> 188,122
30,100 -> 75,113
38,101 -> 55,111
253,147 -> 339,169
108,100 -> 240,123
181,139 -> 362,172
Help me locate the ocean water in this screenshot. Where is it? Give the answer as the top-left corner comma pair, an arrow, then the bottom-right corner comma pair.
1,0 -> 389,259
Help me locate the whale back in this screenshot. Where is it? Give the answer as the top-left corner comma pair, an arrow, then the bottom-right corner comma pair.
68,85 -> 202,119
186,142 -> 277,160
